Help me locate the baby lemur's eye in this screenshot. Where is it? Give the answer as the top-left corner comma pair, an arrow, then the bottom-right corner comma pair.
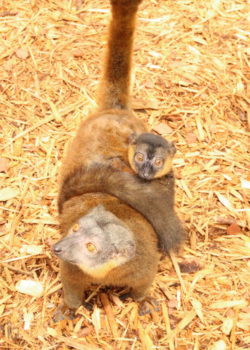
154,158 -> 164,167
72,223 -> 79,232
86,242 -> 97,253
135,152 -> 144,163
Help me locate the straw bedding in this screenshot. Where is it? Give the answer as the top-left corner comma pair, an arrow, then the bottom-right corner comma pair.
0,0 -> 249,349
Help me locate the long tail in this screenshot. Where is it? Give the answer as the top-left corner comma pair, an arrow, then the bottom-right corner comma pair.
97,0 -> 143,110
58,164 -> 186,253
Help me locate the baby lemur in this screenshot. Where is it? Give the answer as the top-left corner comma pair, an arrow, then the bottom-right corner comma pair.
128,132 -> 176,180
55,0 -> 185,315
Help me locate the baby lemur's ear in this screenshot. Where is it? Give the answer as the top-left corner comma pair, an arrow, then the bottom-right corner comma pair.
128,132 -> 138,145
169,141 -> 176,156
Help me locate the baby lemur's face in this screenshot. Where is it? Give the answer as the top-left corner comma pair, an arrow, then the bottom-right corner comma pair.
129,133 -> 176,180
53,205 -> 136,278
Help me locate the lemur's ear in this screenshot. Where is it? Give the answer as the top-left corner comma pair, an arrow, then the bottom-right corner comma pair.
128,132 -> 138,144
169,141 -> 176,155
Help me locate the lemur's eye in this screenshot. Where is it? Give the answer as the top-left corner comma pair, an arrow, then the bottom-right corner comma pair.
86,242 -> 97,253
72,223 -> 79,232
135,152 -> 144,163
154,158 -> 163,167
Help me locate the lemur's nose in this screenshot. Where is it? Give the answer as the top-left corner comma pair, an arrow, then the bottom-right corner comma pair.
52,244 -> 63,255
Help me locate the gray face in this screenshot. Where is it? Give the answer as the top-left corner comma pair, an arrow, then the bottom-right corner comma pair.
52,205 -> 136,271
133,144 -> 166,180
132,133 -> 176,180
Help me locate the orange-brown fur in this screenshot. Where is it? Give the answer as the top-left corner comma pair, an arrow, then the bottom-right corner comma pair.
98,0 -> 143,110
61,110 -> 146,181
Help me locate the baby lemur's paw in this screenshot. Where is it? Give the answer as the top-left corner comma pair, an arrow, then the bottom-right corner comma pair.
83,301 -> 93,311
119,291 -> 132,301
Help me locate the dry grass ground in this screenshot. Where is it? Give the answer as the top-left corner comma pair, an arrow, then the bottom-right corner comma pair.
0,0 -> 249,349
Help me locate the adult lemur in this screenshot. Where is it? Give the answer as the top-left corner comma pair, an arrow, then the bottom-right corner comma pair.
54,0 -> 185,315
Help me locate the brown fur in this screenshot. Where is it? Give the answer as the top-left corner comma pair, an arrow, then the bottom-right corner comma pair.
60,110 -> 146,181
98,0 -> 143,110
